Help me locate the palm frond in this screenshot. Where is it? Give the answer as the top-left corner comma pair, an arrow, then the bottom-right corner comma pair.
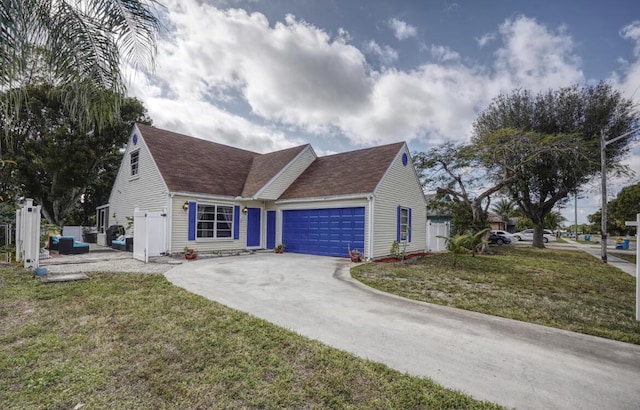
0,0 -> 160,144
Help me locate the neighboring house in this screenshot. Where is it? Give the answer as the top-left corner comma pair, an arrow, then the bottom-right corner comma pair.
487,213 -> 519,232
101,124 -> 427,260
425,193 -> 453,224
506,217 -> 518,233
487,213 -> 505,231
424,194 -> 452,252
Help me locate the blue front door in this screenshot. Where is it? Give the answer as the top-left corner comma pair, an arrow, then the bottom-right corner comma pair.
282,207 -> 365,257
247,208 -> 261,247
266,211 -> 276,249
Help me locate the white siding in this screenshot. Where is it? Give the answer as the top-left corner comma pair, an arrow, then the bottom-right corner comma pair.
257,147 -> 316,200
108,126 -> 168,234
170,195 -> 264,254
272,198 -> 369,257
372,146 -> 427,258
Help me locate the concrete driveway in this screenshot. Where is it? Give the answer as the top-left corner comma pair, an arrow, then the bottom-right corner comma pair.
164,253 -> 640,410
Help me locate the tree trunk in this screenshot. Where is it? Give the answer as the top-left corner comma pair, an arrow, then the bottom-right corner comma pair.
471,200 -> 492,254
477,230 -> 492,254
532,225 -> 546,248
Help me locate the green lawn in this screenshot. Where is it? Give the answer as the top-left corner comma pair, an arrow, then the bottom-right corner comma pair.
610,252 -> 637,264
0,267 -> 500,410
353,247 -> 640,344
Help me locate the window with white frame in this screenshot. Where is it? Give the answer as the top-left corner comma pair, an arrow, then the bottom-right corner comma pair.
130,150 -> 139,177
400,207 -> 409,241
197,204 -> 233,239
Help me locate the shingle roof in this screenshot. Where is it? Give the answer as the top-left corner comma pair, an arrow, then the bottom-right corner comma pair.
137,124 -> 258,196
241,145 -> 310,198
137,124 -> 404,200
279,142 -> 405,199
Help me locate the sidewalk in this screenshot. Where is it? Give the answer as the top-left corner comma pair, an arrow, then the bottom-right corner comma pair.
560,239 -> 636,277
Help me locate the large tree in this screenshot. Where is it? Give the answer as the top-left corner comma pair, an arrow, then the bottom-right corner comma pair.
0,84 -> 151,226
0,0 -> 160,159
491,198 -> 517,226
589,183 -> 640,235
414,143 -> 507,237
472,83 -> 639,248
415,128 -> 560,248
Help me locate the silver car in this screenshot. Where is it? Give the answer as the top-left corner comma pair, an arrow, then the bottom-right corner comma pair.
512,229 -> 556,243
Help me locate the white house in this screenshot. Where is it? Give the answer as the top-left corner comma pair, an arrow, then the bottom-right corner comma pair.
101,124 -> 427,259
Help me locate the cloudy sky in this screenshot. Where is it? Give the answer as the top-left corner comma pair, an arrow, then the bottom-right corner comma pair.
126,0 -> 640,224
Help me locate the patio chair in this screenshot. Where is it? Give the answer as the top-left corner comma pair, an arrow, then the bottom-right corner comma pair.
58,237 -> 90,255
48,235 -> 60,251
111,235 -> 133,252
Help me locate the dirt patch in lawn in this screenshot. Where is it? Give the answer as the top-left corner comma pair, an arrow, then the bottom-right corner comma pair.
374,252 -> 433,263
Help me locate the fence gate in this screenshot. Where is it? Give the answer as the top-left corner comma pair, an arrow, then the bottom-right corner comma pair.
426,221 -> 450,252
15,199 -> 41,269
133,208 -> 167,263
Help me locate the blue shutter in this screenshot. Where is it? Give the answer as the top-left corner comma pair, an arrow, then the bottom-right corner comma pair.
396,206 -> 401,242
408,208 -> 412,243
233,205 -> 240,240
188,201 -> 196,241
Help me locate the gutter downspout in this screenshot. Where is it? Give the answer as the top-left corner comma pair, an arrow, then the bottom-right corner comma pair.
167,193 -> 173,255
368,195 -> 374,261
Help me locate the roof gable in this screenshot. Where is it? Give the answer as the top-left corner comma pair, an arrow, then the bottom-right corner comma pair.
137,124 -> 258,197
241,144 -> 310,198
279,142 -> 405,199
135,124 -> 407,200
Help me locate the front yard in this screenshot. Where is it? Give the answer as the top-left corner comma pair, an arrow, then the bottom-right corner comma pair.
611,252 -> 637,264
0,267 -> 500,409
353,247 -> 640,344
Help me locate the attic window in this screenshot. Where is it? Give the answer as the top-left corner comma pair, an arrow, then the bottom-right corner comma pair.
130,150 -> 140,177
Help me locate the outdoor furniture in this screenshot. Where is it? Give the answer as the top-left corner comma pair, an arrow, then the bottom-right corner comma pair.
105,225 -> 125,247
58,237 -> 90,255
48,235 -> 60,251
111,235 -> 133,252
83,231 -> 98,243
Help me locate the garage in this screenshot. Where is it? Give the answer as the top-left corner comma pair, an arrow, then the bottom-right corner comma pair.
282,207 -> 365,257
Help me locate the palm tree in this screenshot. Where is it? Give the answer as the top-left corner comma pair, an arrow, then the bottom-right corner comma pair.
1,0 -> 161,154
544,211 -> 567,231
491,198 -> 517,226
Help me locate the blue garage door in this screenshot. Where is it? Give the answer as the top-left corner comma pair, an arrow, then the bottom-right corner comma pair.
282,207 -> 365,257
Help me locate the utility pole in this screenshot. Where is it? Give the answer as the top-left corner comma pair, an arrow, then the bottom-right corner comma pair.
601,130 -> 607,263
574,193 -> 578,240
601,126 -> 640,264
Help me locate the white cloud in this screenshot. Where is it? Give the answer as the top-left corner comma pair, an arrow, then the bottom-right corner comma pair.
144,98 -> 300,153
476,32 -> 496,47
338,63 -> 488,145
444,3 -> 460,13
620,21 -> 640,56
610,21 -> 640,105
336,27 -> 352,43
429,45 -> 460,62
388,18 -> 417,40
137,2 -> 371,138
363,40 -> 398,65
494,16 -> 584,91
128,3 -> 590,152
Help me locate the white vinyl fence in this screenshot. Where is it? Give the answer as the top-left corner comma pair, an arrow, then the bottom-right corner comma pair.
426,221 -> 450,252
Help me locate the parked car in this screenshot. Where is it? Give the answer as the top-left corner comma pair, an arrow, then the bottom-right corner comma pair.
512,229 -> 556,243
491,230 -> 514,241
488,232 -> 512,246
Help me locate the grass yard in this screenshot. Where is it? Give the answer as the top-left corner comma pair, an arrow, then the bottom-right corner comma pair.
0,267 -> 501,410
354,247 -> 640,344
610,252 -> 637,264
